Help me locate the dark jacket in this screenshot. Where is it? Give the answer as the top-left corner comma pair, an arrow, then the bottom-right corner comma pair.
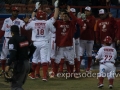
7,34 -> 29,66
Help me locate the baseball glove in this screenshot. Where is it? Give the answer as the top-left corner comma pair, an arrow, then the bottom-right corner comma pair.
4,67 -> 13,82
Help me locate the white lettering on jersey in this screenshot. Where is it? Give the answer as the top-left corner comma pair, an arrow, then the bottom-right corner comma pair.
99,22 -> 109,32
35,23 -> 46,37
96,46 -> 117,63
19,41 -> 29,47
60,25 -> 69,36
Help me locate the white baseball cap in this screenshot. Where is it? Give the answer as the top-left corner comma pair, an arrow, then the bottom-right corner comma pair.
70,8 -> 76,12
85,6 -> 91,11
99,9 -> 105,14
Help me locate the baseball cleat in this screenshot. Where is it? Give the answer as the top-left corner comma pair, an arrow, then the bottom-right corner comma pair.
49,71 -> 55,78
109,85 -> 113,89
35,74 -> 40,79
98,84 -> 104,88
86,70 -> 92,73
42,78 -> 47,81
28,74 -> 35,79
74,75 -> 80,79
0,70 -> 5,77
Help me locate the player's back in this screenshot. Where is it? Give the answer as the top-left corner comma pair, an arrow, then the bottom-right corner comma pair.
30,20 -> 52,42
100,46 -> 117,63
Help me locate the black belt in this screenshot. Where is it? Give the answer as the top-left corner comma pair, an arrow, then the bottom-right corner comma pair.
100,61 -> 114,64
5,37 -> 11,38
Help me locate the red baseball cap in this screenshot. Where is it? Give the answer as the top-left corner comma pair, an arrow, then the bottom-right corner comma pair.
12,7 -> 19,12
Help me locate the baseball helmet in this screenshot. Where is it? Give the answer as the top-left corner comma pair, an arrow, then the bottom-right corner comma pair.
36,10 -> 47,20
12,6 -> 19,12
103,36 -> 112,44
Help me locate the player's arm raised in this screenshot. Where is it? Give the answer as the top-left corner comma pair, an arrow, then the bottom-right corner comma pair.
48,0 -> 59,24
53,0 -> 59,20
67,5 -> 77,22
31,2 -> 41,18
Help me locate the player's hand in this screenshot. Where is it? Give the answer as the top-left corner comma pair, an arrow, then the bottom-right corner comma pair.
24,15 -> 30,23
67,5 -> 70,12
81,13 -> 86,20
54,0 -> 59,8
108,12 -> 112,17
77,12 -> 81,18
35,2 -> 41,9
5,66 -> 10,72
117,40 -> 120,46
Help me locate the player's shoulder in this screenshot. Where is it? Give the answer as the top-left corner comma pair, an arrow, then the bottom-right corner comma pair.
99,47 -> 104,50
4,17 -> 11,22
16,18 -> 23,21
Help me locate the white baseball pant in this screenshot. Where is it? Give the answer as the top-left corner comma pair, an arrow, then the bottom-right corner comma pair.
32,41 -> 49,64
98,62 -> 116,80
80,40 -> 94,57
55,46 -> 74,65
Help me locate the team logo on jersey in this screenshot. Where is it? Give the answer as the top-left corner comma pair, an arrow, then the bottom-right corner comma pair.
60,25 -> 69,36
99,22 -> 109,32
19,41 -> 29,47
102,24 -> 107,32
6,24 -> 11,28
5,20 -> 9,23
14,21 -> 20,25
82,23 -> 87,30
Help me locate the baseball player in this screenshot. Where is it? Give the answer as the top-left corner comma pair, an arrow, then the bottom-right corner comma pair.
96,9 -> 117,47
0,7 -> 25,76
95,36 -> 117,89
79,6 -> 96,72
51,5 -> 83,77
24,0 -> 59,81
70,8 -> 82,75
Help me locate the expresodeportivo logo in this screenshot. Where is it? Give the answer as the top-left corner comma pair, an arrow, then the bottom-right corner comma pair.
56,72 -> 120,79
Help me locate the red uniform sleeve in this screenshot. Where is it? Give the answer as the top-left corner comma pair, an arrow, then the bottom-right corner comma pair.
116,20 -> 120,40
110,17 -> 117,41
89,16 -> 96,30
77,18 -> 84,27
69,12 -> 77,23
95,20 -> 100,42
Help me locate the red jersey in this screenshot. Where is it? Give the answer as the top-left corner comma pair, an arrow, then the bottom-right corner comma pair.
96,17 -> 117,44
80,15 -> 96,40
116,20 -> 120,40
54,12 -> 76,47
